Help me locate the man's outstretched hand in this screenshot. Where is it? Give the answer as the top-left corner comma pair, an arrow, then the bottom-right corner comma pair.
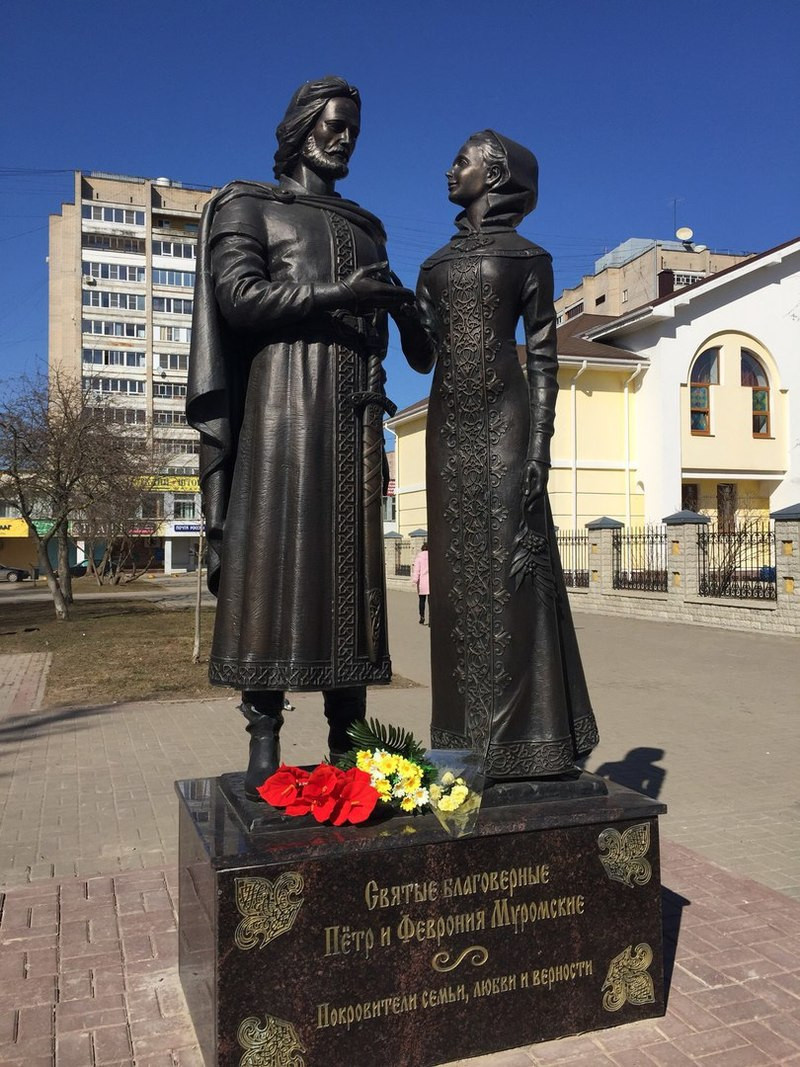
342,262 -> 415,311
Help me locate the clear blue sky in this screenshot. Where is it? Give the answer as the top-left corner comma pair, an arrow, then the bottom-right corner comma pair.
2,0 -> 799,413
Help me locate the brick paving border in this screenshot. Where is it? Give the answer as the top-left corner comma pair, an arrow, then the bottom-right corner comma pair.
2,842 -> 800,1066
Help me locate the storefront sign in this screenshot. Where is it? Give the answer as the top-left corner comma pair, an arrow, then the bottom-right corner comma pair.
0,518 -> 32,538
146,476 -> 200,493
173,523 -> 202,533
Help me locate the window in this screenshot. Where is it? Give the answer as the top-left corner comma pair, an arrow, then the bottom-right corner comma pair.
689,347 -> 719,435
674,271 -> 706,289
83,261 -> 145,282
621,289 -> 628,303
82,204 -> 145,226
594,294 -> 606,307
565,301 -> 584,320
83,348 -> 145,368
741,349 -> 770,437
152,239 -> 196,259
154,325 -> 192,343
154,410 -> 188,425
717,483 -> 737,534
681,483 -> 699,512
83,290 -> 146,311
156,438 -> 200,455
83,319 -> 146,338
152,296 -> 193,315
100,407 -> 146,425
154,352 -> 189,371
139,494 -> 164,520
152,268 -> 196,288
83,233 -> 145,254
173,494 -> 196,520
154,382 -> 187,398
89,377 -> 145,395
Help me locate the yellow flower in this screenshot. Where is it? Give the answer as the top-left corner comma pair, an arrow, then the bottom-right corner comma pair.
375,750 -> 398,776
429,784 -> 442,801
400,796 -> 416,812
356,750 -> 374,772
375,779 -> 392,799
401,769 -> 422,793
441,771 -> 455,787
450,785 -> 469,808
438,794 -> 458,812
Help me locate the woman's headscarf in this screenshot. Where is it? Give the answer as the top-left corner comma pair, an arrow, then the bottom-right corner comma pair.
468,129 -> 539,228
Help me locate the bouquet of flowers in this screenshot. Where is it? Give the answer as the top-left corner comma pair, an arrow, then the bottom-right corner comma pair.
426,751 -> 485,838
257,724 -> 483,836
339,718 -> 437,815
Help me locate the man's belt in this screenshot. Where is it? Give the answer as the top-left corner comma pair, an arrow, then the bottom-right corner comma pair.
349,391 -> 397,418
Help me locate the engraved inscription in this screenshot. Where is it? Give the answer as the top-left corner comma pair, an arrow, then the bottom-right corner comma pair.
237,1013 -> 305,1067
598,824 -> 652,888
602,943 -> 655,1012
234,873 -> 304,951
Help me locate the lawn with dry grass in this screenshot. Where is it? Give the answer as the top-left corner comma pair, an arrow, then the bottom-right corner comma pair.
0,597 -> 218,708
0,592 -> 420,709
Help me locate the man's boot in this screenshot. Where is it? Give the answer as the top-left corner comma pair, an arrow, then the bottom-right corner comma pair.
324,686 -> 366,765
240,690 -> 285,799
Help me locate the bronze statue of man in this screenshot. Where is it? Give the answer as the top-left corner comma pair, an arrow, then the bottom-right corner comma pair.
187,76 -> 412,798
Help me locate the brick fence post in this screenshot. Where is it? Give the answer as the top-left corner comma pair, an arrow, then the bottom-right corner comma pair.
662,510 -> 710,601
771,503 -> 800,630
585,516 -> 623,599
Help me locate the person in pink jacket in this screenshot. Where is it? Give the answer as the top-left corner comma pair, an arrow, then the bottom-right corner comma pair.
412,542 -> 430,625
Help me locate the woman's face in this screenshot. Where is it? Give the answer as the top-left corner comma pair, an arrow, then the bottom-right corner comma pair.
446,141 -> 491,207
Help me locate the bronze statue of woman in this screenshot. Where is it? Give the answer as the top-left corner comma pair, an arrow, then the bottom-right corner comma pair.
396,131 -> 599,780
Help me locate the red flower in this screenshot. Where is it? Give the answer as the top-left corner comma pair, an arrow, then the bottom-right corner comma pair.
301,764 -> 345,824
259,762 -> 379,827
257,764 -> 311,807
330,767 -> 379,826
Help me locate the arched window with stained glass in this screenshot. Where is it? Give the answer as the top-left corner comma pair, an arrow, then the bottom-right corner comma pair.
689,347 -> 719,435
741,350 -> 770,437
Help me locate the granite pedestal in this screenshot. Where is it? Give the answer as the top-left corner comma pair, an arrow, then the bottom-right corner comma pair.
177,774 -> 666,1067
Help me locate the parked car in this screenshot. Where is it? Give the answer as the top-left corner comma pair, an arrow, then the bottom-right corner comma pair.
0,564 -> 31,583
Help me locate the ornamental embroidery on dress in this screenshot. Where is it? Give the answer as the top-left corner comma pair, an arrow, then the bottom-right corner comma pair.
438,254 -> 511,757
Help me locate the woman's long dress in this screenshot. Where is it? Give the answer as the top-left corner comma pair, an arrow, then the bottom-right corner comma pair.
418,226 -> 599,778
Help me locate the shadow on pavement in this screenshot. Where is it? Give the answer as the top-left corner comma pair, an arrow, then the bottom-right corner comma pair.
0,701 -> 123,742
593,747 -> 666,799
661,886 -> 690,1007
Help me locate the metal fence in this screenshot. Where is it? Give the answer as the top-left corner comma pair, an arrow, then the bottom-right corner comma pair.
698,523 -> 777,600
556,529 -> 590,588
385,537 -> 414,579
612,526 -> 669,592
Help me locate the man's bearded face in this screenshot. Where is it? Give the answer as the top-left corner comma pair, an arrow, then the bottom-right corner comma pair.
301,97 -> 360,180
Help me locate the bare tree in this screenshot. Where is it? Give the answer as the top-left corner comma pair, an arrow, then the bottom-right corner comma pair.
0,369 -> 165,619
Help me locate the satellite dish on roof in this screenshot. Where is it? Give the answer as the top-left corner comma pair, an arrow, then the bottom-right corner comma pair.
675,226 -> 694,242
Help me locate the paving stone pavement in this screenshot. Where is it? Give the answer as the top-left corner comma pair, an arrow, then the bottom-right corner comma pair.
1,591 -> 799,1064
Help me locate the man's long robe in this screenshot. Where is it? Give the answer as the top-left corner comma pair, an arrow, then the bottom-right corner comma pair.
187,179 -> 393,690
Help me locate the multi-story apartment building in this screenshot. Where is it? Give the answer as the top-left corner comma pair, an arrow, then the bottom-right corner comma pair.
48,170 -> 217,571
554,237 -> 751,323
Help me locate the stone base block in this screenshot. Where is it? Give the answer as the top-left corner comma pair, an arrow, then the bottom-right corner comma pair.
177,774 -> 666,1066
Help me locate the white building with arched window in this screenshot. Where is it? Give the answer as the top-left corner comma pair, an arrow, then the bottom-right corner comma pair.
579,236 -> 800,523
